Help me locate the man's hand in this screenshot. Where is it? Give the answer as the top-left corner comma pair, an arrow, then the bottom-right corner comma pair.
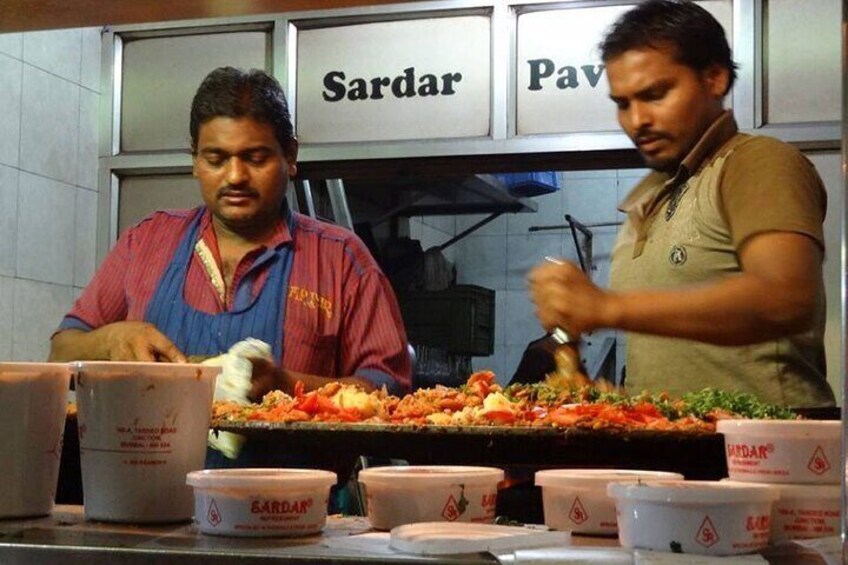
247,357 -> 285,402
49,322 -> 186,363
527,233 -> 822,346
100,322 -> 187,362
527,259 -> 619,336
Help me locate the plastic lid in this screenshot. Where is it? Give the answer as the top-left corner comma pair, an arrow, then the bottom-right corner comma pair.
716,419 -> 839,438
720,479 -> 840,499
359,465 -> 504,487
535,469 -> 683,488
389,522 -> 571,555
607,480 -> 780,504
186,468 -> 337,490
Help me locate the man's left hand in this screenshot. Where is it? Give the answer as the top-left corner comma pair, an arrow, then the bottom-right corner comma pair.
247,357 -> 285,402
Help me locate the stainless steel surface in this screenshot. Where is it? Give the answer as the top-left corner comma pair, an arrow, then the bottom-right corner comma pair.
344,173 -> 537,219
550,327 -> 573,345
326,179 -> 355,230
841,0 -> 847,557
0,0 -> 421,32
0,506 -> 491,565
0,505 -> 821,564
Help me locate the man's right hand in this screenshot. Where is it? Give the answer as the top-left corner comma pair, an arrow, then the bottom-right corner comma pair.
49,322 -> 187,363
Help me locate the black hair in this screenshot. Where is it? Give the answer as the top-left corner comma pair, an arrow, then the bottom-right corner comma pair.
599,0 -> 737,93
190,67 -> 295,153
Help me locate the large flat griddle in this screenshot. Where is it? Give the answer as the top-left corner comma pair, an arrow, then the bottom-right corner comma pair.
212,420 -> 728,480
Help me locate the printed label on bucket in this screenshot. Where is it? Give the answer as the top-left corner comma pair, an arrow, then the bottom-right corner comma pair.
807,446 -> 831,475
569,496 -> 589,525
776,506 -> 839,540
695,515 -> 720,548
199,493 -> 327,535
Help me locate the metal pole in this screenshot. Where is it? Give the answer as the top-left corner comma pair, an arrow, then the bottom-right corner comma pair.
841,0 -> 847,557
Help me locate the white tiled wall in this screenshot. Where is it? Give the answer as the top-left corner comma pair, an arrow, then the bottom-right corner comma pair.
0,28 -> 101,361
408,214 -> 458,264
453,168 -> 651,384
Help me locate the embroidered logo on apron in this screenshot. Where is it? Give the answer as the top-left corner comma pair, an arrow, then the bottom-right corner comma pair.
288,285 -> 333,319
669,245 -> 688,266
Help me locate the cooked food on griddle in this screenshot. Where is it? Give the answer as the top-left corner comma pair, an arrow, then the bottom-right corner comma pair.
212,370 -> 798,432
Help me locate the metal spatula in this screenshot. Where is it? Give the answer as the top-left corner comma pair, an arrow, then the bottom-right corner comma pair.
541,257 -> 591,388
541,257 -> 618,392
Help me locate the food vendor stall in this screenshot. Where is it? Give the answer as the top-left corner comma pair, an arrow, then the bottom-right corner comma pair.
0,0 -> 843,563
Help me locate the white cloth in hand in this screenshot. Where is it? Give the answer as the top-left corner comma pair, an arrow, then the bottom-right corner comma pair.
203,338 -> 273,459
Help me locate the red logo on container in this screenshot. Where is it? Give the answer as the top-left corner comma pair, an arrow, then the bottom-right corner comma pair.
568,496 -> 589,525
695,515 -> 719,548
807,446 -> 831,475
207,499 -> 222,527
442,495 -> 460,521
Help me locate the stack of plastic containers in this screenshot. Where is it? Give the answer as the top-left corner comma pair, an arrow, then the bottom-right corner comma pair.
716,419 -> 841,542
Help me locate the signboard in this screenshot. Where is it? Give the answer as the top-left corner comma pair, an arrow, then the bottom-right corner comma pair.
296,15 -> 491,143
516,1 -> 732,136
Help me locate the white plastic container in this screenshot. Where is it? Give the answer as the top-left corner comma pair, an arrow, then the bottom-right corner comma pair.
608,480 -> 779,556
535,469 -> 684,535
722,479 -> 840,542
187,468 -> 337,537
358,465 -> 504,530
0,363 -> 72,518
716,419 -> 840,485
74,361 -> 219,523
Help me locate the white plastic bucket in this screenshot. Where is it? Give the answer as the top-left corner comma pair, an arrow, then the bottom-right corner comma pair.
358,465 -> 504,530
0,363 -> 71,518
722,479 -> 840,542
74,361 -> 219,523
608,480 -> 779,556
716,419 -> 840,484
535,469 -> 684,535
187,468 -> 337,537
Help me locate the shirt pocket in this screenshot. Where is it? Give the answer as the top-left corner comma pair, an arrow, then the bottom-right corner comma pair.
286,330 -> 339,377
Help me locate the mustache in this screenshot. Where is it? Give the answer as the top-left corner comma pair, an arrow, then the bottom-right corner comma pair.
217,186 -> 259,199
633,129 -> 669,145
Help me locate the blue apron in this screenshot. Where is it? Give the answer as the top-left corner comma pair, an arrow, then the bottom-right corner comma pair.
144,207 -> 307,469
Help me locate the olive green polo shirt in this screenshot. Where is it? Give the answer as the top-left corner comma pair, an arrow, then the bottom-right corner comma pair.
609,110 -> 834,408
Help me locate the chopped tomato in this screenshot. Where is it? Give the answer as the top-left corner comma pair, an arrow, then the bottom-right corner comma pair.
480,410 -> 516,424
467,371 -> 495,386
467,371 -> 495,397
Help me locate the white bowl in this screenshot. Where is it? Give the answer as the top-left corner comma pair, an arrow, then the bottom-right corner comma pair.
187,468 -> 337,537
0,363 -> 71,518
608,480 -> 779,556
358,465 -> 504,530
722,479 -> 839,542
535,469 -> 684,535
716,419 -> 840,484
74,361 -> 220,523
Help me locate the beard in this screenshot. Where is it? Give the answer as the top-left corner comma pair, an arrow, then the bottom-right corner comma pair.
639,151 -> 680,173
632,132 -> 683,173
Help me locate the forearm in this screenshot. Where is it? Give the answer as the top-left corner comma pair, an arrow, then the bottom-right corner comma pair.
49,322 -> 186,363
49,328 -> 110,361
606,274 -> 816,346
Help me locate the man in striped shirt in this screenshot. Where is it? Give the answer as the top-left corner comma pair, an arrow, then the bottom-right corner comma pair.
50,67 -> 411,403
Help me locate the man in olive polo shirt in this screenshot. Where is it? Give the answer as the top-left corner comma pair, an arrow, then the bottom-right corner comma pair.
528,0 -> 834,407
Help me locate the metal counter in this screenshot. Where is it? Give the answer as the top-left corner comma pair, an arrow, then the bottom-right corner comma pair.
0,506 -> 494,565
0,506 -> 828,564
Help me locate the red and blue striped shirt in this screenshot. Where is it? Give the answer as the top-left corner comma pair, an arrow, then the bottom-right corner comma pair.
59,207 -> 411,394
